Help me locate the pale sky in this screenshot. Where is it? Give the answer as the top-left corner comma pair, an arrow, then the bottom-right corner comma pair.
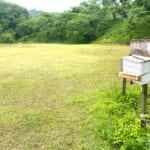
5,0 -> 87,12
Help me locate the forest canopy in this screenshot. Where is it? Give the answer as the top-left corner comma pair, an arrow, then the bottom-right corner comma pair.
0,0 -> 150,43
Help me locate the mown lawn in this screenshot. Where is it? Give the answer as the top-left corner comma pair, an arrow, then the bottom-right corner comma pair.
0,44 -> 129,149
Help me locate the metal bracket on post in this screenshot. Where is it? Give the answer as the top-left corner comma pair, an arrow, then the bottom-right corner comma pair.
141,84 -> 148,130
123,78 -> 126,95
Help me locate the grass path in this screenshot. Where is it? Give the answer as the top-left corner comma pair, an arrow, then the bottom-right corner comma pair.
0,44 -> 129,149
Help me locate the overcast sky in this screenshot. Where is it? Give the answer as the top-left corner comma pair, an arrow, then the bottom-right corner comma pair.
5,0 -> 87,12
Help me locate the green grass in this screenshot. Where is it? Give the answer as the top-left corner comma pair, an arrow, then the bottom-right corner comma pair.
98,19 -> 130,44
0,44 -> 130,149
95,18 -> 150,44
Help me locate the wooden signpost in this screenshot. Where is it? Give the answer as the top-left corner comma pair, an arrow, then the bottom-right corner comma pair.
119,38 -> 150,129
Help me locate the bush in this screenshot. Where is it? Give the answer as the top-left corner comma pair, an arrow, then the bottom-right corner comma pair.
89,87 -> 148,149
0,33 -> 15,43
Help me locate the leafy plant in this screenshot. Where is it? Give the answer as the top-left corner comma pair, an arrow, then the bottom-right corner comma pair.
89,86 -> 148,149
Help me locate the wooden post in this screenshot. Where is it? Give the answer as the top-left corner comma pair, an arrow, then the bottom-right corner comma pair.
123,78 -> 126,95
141,84 -> 148,129
141,84 -> 147,115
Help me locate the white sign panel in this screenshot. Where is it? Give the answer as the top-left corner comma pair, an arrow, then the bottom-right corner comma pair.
123,60 -> 142,75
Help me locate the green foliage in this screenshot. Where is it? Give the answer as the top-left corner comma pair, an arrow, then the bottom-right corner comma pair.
67,14 -> 96,43
96,0 -> 150,44
0,0 -> 28,43
0,1 -> 29,31
126,6 -> 150,40
98,19 -> 130,43
101,0 -> 117,6
89,87 -> 146,149
98,15 -> 150,44
0,32 -> 15,43
0,0 -> 150,44
16,19 -> 37,40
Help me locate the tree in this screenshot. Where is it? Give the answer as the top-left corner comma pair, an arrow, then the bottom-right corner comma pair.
71,6 -> 83,13
0,0 -> 29,42
0,32 -> 15,43
67,14 -> 95,43
82,3 -> 106,39
126,6 -> 150,39
100,0 -> 117,6
109,5 -> 128,19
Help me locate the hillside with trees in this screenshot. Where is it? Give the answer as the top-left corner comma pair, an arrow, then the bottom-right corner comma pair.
0,0 -> 150,43
0,0 -> 29,43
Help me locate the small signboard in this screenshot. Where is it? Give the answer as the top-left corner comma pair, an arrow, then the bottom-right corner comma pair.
119,55 -> 150,85
131,39 -> 150,57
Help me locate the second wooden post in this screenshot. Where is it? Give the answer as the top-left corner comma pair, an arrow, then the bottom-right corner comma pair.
141,84 -> 148,129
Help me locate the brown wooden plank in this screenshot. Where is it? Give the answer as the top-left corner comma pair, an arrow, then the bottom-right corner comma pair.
119,73 -> 138,80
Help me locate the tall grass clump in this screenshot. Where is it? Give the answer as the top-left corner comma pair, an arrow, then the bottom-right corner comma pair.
89,85 -> 149,149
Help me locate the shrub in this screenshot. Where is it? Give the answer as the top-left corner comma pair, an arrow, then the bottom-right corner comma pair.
0,32 -> 15,43
89,87 -> 148,149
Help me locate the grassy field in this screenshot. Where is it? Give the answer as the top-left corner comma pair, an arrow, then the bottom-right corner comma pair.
0,44 -> 130,149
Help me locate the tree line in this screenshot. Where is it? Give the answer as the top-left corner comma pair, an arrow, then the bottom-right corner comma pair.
0,0 -> 150,43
